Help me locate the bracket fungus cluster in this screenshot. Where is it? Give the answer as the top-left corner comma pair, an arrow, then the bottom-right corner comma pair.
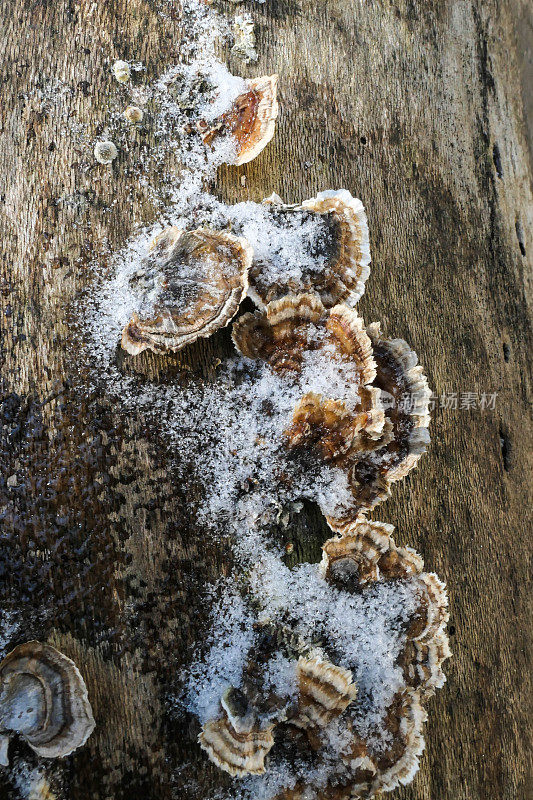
0,642 -> 94,767
248,190 -> 371,309
81,8 -> 448,796
230,285 -> 431,524
160,187 -> 447,795
197,520 -> 449,799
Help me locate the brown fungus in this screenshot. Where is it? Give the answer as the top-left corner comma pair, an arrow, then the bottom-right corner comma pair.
199,74 -> 278,165
322,517 -> 450,705
0,642 -> 95,765
248,190 -> 371,310
232,294 -> 377,385
326,326 -> 432,529
199,687 -> 275,777
293,653 -> 357,730
233,295 -> 395,518
232,292 -> 326,372
285,393 -> 382,463
121,227 -> 252,355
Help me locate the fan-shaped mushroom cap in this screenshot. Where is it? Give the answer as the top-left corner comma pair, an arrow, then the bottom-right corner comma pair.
233,296 -> 397,520
232,293 -> 326,371
398,629 -> 452,699
121,227 -> 252,355
293,652 -> 357,730
367,323 -> 431,479
277,688 -> 427,800
0,642 -> 95,765
200,75 -> 278,165
247,190 -> 370,310
232,294 -> 376,385
285,393 -> 383,462
326,304 -> 376,385
369,688 -> 428,794
300,191 -> 370,305
233,299 -> 431,524
198,687 -> 275,777
320,518 -> 423,587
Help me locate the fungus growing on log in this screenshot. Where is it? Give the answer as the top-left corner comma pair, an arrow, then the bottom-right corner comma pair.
121,227 -> 252,355
194,519 -> 449,798
198,75 -> 279,165
246,190 -> 371,309
232,293 -> 431,524
0,642 -> 95,765
199,687 -> 275,777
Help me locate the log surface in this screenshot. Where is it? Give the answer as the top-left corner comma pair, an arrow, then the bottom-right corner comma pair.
0,1 -> 532,799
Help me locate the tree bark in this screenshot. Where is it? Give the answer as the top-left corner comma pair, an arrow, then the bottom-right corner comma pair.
0,1 -> 531,799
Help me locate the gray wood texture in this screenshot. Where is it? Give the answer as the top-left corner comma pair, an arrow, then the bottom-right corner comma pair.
0,1 -> 531,799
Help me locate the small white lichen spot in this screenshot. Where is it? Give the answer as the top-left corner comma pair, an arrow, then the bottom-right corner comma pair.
112,59 -> 131,83
232,14 -> 258,63
124,105 -> 144,123
94,140 -> 118,164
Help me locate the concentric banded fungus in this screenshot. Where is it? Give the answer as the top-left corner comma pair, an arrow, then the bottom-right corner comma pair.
199,75 -> 278,165
233,295 -> 394,518
327,325 -> 432,528
233,293 -> 325,372
285,393 -> 379,462
322,519 -> 450,704
121,227 -> 252,355
195,519 -> 448,798
199,687 -> 275,777
0,642 -> 95,765
293,653 -> 357,730
248,190 -> 371,309
232,294 -> 376,385
320,518 -> 422,587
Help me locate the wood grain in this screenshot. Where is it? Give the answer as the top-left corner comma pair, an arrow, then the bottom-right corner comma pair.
0,1 -> 531,799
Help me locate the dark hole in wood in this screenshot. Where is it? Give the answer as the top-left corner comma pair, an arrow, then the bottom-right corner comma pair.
502,342 -> 510,362
499,424 -> 511,472
360,135 -> 367,145
515,221 -> 526,256
492,143 -> 503,178
449,625 -> 456,635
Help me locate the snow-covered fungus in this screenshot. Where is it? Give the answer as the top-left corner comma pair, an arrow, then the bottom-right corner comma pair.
285,393 -> 382,463
320,518 -> 422,587
199,75 -> 278,165
247,190 -> 371,309
0,642 -> 95,765
233,296 -> 411,522
194,518 -> 449,798
94,140 -> 118,164
232,295 -> 376,384
232,293 -> 325,372
121,227 -> 252,355
112,59 -> 131,83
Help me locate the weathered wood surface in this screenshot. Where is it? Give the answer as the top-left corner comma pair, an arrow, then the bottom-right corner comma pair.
0,1 -> 532,799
